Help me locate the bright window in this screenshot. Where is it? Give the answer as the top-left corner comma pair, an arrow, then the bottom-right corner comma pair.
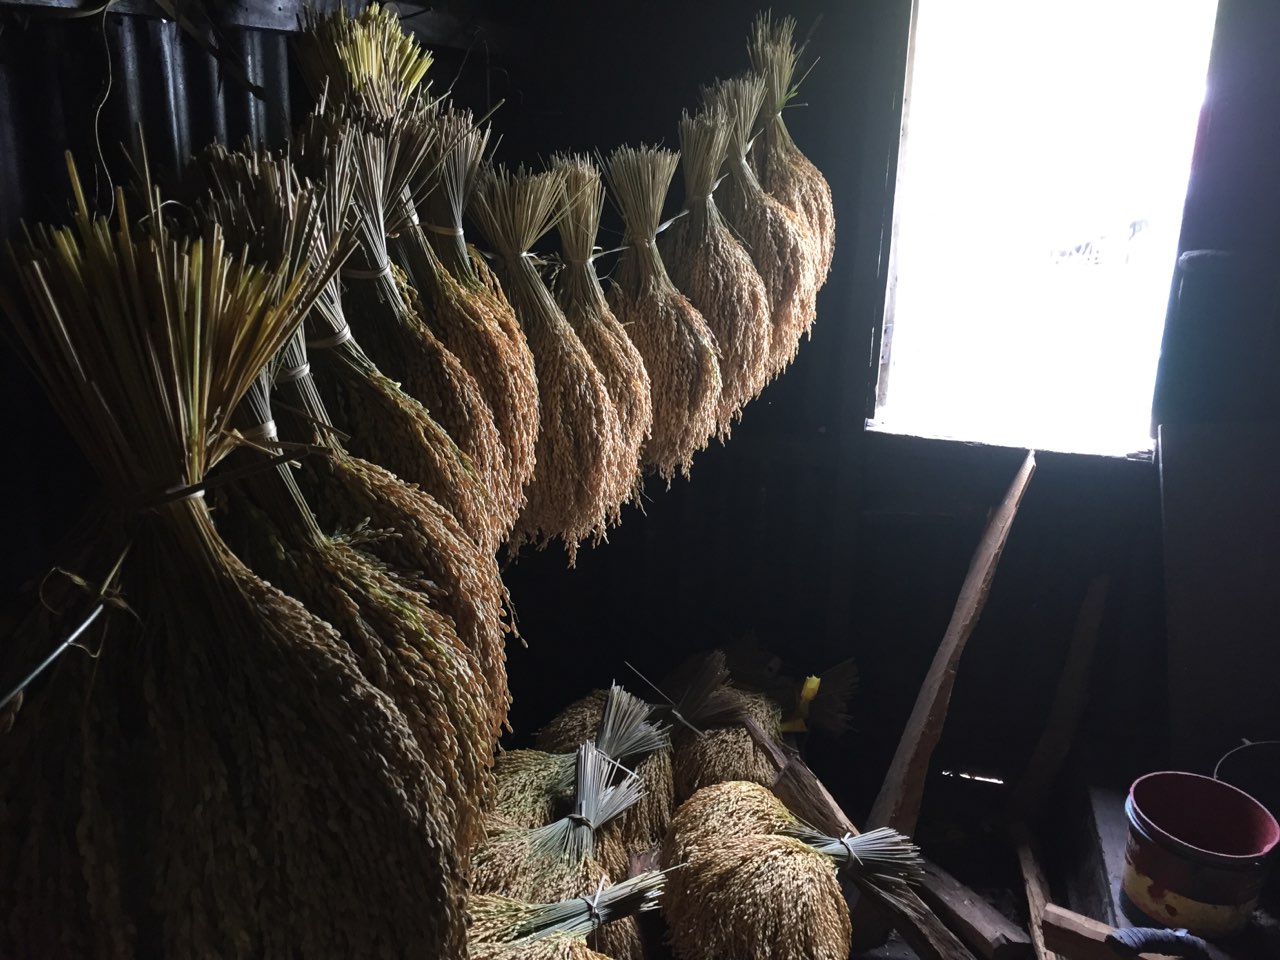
871,0 -> 1220,456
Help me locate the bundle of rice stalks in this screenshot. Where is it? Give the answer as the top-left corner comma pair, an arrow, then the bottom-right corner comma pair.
293,109 -> 500,552
749,13 -> 836,282
552,154 -> 652,514
394,107 -> 540,535
494,685 -> 668,839
295,3 -> 433,125
662,796 -> 922,960
471,165 -> 624,562
705,75 -> 818,379
274,328 -> 513,741
672,688 -> 783,801
605,145 -> 722,482
661,109 -> 772,434
469,870 -> 666,960
473,744 -> 647,960
3,157 -> 463,956
536,686 -> 676,850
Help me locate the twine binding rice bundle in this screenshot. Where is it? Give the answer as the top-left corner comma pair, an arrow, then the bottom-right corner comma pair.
469,870 -> 666,960
749,12 -> 836,282
473,744 -> 648,960
471,165 -> 624,563
661,109 -> 772,435
605,145 -> 722,482
294,109 -> 499,553
537,687 -> 676,850
662,781 -> 922,960
395,107 -> 540,535
2,157 -> 463,956
705,75 -> 818,380
552,154 -> 652,515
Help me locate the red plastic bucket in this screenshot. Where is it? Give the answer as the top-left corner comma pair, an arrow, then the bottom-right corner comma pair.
1122,771 -> 1279,937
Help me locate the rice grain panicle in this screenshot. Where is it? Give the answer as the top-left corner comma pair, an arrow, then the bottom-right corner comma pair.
3,155 -> 463,957
749,12 -> 836,282
704,74 -> 818,380
293,106 -> 499,553
552,154 -> 653,515
395,107 -> 540,536
472,744 -> 648,960
471,165 -> 624,563
661,108 -> 772,435
605,145 -> 722,483
672,688 -> 783,801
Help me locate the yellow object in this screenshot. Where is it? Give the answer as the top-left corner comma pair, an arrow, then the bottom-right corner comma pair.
780,676 -> 822,733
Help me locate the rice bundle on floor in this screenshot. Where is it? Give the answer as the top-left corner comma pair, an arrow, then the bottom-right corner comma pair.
662,109 -> 772,434
705,75 -> 818,379
471,165 -> 624,562
665,833 -> 850,960
2,159 -> 462,957
469,871 -> 666,960
672,688 -> 784,801
661,780 -> 800,883
749,13 -> 836,282
553,154 -> 652,513
294,109 -> 499,553
397,107 -> 540,534
537,687 -> 677,850
473,745 -> 647,960
606,145 -> 722,482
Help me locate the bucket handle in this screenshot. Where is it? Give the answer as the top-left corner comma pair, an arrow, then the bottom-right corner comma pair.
1213,739 -> 1280,780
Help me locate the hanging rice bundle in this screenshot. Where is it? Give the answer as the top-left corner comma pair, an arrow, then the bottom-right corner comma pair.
749,13 -> 836,282
293,109 -> 499,552
661,109 -> 772,434
472,745 -> 647,960
605,145 -> 721,482
536,687 -> 676,850
393,108 -> 540,535
672,688 -> 784,801
552,154 -> 652,514
471,165 -> 624,563
705,75 -> 818,379
274,328 -> 513,740
295,2 -> 433,126
3,158 -> 463,956
469,870 -> 666,960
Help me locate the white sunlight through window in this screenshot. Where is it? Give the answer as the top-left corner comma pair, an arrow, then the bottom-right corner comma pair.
871,0 -> 1220,456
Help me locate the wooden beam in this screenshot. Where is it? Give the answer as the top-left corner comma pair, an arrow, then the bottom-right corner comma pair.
1013,827 -> 1063,960
867,449 -> 1037,835
1042,905 -> 1177,960
919,860 -> 1034,960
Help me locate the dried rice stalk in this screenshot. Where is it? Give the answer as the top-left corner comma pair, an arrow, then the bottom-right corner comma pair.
605,145 -> 721,482
672,689 -> 783,801
469,870 -> 666,960
469,933 -> 612,960
664,833 -> 850,960
662,781 -> 800,878
492,748 -> 576,829
295,3 -> 432,125
275,331 -> 512,740
394,108 -> 540,535
471,165 -> 624,563
552,154 -> 652,514
536,687 -> 677,849
3,158 -> 461,956
294,110 -> 500,552
662,109 -> 772,434
705,75 -> 818,379
750,13 -> 836,281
